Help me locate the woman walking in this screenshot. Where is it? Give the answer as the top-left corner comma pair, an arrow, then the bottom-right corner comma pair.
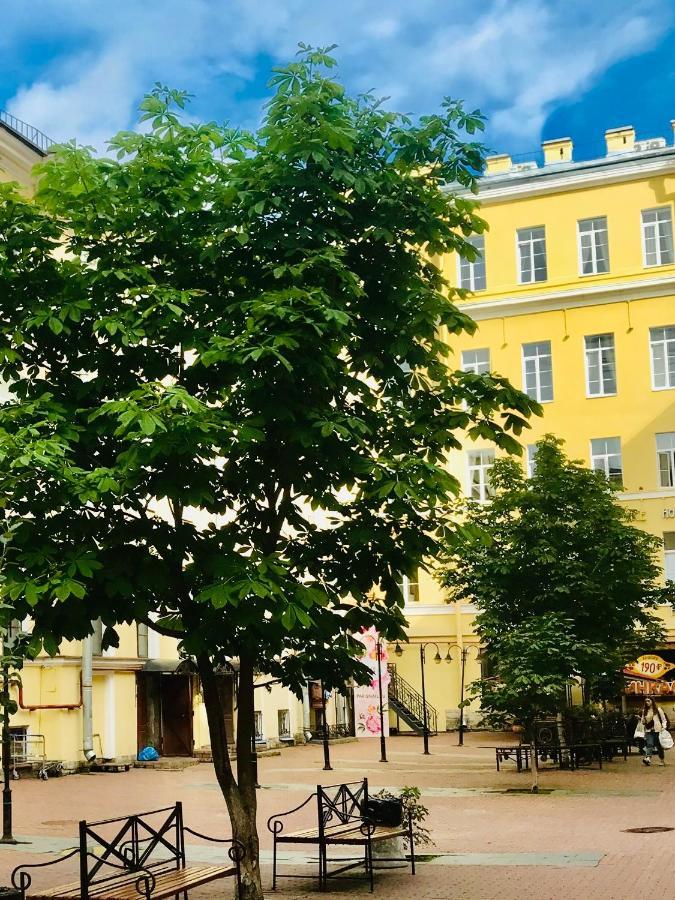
641,697 -> 668,766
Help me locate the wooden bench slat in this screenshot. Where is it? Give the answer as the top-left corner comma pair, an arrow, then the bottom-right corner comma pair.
28,865 -> 235,900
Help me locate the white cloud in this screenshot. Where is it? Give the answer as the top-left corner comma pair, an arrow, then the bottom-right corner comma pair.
3,0 -> 671,152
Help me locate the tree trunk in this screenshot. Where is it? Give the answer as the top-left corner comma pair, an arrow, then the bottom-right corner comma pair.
197,654 -> 263,900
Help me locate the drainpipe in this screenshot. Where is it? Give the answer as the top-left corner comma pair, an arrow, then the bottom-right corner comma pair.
82,636 -> 96,763
302,684 -> 311,742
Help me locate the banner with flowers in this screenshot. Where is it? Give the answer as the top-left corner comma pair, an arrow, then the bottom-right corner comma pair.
353,627 -> 390,738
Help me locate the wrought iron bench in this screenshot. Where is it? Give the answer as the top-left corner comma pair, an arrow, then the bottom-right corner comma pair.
267,778 -> 416,892
11,802 -> 244,899
495,744 -> 531,772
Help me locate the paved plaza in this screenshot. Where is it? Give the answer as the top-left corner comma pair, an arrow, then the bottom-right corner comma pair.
2,732 -> 674,898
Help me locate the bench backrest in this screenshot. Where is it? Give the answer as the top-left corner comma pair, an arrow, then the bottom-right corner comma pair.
79,802 -> 185,897
317,779 -> 368,836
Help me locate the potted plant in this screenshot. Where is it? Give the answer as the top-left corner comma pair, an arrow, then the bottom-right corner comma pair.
370,786 -> 432,859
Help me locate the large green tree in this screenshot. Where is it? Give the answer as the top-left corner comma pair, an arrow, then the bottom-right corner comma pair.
443,436 -> 669,732
0,48 -> 537,897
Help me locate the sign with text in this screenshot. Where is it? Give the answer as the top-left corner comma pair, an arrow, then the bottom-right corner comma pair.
352,627 -> 390,738
624,651 -> 675,695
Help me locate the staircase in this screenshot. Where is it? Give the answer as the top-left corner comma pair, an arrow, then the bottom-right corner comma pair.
387,665 -> 437,737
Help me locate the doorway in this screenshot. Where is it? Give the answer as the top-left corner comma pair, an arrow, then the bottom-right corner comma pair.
136,673 -> 194,757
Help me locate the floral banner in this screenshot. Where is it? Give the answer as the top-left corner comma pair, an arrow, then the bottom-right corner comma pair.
353,627 -> 390,738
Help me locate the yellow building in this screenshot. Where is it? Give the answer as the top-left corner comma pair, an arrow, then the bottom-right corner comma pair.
393,123 -> 675,729
8,107 -> 675,762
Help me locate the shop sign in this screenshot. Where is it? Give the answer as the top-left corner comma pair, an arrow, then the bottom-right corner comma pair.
624,652 -> 675,695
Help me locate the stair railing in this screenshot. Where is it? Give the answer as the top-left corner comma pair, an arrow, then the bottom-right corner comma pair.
387,664 -> 437,735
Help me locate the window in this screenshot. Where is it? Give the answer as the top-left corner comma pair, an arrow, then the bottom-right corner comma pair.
522,341 -> 553,402
457,235 -> 486,291
254,711 -> 264,743
584,333 -> 617,396
650,326 -> 675,390
664,534 -> 675,583
461,348 -> 490,375
657,433 -> 675,488
642,207 -> 674,267
397,574 -> 420,604
526,444 -> 538,478
578,217 -> 609,275
517,226 -> 547,283
137,623 -> 149,659
590,437 -> 623,484
467,449 -> 495,502
278,709 -> 291,739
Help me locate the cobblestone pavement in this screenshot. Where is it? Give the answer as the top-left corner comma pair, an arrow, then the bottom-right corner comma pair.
3,732 -> 674,898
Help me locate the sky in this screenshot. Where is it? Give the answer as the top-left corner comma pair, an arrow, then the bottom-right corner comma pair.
1,0 -> 674,161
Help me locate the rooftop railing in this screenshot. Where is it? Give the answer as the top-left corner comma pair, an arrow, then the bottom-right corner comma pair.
0,110 -> 54,155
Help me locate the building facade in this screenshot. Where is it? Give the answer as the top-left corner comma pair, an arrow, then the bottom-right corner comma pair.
396,123 -> 675,727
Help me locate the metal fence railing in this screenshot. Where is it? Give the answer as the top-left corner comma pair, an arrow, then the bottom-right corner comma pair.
0,110 -> 54,154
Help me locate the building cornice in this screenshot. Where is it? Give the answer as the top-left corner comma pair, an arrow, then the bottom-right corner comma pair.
461,274 -> 675,321
466,152 -> 675,204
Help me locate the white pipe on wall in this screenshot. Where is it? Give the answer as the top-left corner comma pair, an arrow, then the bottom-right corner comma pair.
82,635 -> 96,762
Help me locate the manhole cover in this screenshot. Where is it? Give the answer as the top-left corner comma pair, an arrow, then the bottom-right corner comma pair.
623,826 -> 674,834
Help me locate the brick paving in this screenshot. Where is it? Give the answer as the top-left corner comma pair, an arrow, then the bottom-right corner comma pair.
2,732 -> 674,898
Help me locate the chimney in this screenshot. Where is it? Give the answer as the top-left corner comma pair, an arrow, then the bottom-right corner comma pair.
671,120 -> 675,146
484,154 -> 512,176
542,137 -> 573,165
605,126 -> 635,155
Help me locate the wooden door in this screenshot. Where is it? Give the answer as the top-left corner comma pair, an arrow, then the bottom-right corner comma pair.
160,675 -> 194,756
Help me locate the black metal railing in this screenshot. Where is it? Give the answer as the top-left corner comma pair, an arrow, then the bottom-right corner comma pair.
309,724 -> 353,742
387,664 -> 437,736
0,110 -> 54,154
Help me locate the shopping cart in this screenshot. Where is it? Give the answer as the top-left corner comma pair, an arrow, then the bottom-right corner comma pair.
10,733 -> 61,780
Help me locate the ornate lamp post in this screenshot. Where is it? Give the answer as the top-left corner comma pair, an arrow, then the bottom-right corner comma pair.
445,644 -> 481,746
376,639 -> 387,763
394,640 -> 449,755
321,682 -> 332,771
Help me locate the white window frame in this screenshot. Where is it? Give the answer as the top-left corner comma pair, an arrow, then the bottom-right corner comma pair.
516,226 -> 547,285
584,333 -> 617,398
254,710 -> 265,743
277,708 -> 291,739
521,341 -> 553,403
590,437 -> 623,484
398,574 -> 419,604
657,433 -> 675,488
457,235 -> 486,292
526,444 -> 538,478
664,533 -> 675,584
461,348 -> 490,375
641,207 -> 674,268
577,217 -> 609,276
467,449 -> 495,503
649,326 -> 675,391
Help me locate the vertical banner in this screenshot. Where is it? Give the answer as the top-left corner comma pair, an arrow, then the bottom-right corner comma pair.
353,627 -> 390,738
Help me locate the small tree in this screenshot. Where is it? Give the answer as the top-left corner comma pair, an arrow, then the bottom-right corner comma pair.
444,436 -> 669,734
0,49 -> 538,898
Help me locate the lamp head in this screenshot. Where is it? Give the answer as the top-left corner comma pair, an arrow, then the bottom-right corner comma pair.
394,642 -> 403,658
445,650 -> 452,664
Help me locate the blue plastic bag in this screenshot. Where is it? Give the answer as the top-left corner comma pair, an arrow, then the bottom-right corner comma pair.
137,745 -> 160,762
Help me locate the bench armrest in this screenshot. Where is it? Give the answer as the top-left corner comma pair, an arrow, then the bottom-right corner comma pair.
182,826 -> 245,866
12,848 -> 80,894
267,792 -> 318,836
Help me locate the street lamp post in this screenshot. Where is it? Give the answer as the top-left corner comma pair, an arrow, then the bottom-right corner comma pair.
445,644 -> 480,747
1,620 -> 15,844
395,641 -> 445,755
376,640 -> 387,763
321,682 -> 332,771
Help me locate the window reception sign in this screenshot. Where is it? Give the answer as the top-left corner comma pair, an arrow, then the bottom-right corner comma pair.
624,652 -> 675,695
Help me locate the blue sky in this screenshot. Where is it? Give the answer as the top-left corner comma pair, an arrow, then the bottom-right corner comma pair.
1,0 -> 674,161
